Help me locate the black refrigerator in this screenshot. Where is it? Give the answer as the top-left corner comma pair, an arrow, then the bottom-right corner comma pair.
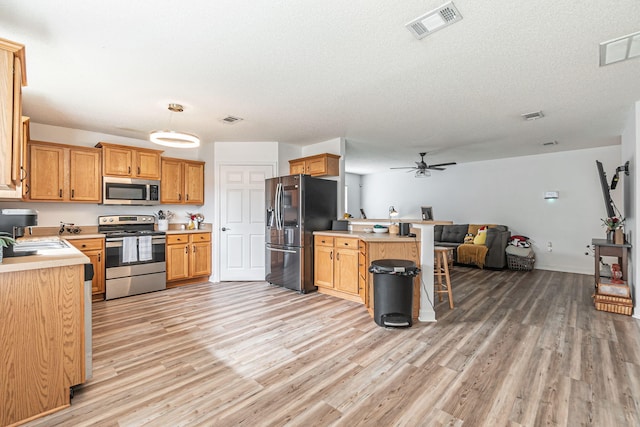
265,174 -> 337,293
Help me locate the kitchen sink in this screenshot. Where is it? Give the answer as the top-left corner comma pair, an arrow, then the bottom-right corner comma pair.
13,239 -> 71,252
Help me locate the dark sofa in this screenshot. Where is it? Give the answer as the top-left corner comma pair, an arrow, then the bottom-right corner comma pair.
434,224 -> 511,269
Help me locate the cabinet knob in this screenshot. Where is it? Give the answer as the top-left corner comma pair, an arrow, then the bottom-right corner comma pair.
59,189 -> 63,197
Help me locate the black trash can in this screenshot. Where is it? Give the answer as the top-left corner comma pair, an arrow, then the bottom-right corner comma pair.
369,259 -> 420,327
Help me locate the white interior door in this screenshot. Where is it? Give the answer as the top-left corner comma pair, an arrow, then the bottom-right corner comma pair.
219,164 -> 274,280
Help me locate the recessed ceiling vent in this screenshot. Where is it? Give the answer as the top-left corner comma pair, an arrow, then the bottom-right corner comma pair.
221,116 -> 243,124
521,111 -> 544,121
406,2 -> 463,40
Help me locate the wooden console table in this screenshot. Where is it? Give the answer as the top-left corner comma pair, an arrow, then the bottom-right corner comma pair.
592,238 -> 631,284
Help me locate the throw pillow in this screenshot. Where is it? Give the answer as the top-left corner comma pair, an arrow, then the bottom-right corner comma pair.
474,228 -> 487,245
463,233 -> 474,244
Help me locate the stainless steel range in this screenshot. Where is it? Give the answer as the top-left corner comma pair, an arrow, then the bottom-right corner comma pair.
98,215 -> 166,300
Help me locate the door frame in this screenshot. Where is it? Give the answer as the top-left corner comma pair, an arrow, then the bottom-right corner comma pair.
214,161 -> 276,282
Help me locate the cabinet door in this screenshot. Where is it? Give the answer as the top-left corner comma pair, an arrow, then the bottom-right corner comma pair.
103,146 -> 133,176
136,150 -> 161,179
167,243 -> 190,281
335,248 -> 359,295
20,117 -> 29,198
69,239 -> 105,295
289,160 -> 305,175
314,245 -> 334,288
0,50 -> 16,192
160,158 -> 183,204
85,249 -> 105,294
358,250 -> 367,301
69,149 -> 101,202
0,55 -> 23,198
184,161 -> 204,204
306,157 -> 327,176
190,240 -> 212,277
29,144 -> 65,200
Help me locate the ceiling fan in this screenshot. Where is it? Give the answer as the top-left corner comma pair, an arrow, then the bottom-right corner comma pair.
391,152 -> 456,177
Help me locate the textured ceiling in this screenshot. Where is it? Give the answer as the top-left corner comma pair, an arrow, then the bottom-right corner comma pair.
1,0 -> 639,174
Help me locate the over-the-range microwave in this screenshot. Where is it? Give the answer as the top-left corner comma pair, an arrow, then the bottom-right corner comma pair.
102,177 -> 160,205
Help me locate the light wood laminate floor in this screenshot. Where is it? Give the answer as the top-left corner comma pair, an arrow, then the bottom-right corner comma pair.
25,267 -> 640,426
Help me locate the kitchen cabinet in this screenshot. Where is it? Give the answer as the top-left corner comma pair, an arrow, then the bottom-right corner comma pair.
0,38 -> 27,199
314,236 -> 334,288
69,237 -> 105,298
96,142 -> 163,180
27,141 -> 102,202
161,157 -> 205,205
314,235 -> 363,302
289,153 -> 340,177
166,232 -> 212,287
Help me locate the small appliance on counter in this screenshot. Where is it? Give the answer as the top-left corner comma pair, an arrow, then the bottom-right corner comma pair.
399,223 -> 411,236
0,209 -> 38,257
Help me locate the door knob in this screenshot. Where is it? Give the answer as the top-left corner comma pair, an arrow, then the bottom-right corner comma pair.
221,227 -> 230,231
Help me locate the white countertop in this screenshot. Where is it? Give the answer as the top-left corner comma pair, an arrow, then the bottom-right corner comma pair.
313,230 -> 420,243
0,238 -> 89,274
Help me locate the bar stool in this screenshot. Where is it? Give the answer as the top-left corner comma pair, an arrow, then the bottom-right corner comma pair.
434,246 -> 454,309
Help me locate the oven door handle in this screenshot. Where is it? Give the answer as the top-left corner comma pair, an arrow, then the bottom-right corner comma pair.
106,237 -> 166,248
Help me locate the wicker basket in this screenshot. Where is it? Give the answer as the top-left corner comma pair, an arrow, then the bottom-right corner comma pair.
593,293 -> 633,316
507,254 -> 535,271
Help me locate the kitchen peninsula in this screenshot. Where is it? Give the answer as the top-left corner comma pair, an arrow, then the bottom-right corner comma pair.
314,219 -> 450,323
0,242 -> 89,426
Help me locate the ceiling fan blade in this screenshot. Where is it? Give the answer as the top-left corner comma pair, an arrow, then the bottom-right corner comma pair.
390,166 -> 417,170
427,162 -> 457,168
426,167 -> 446,171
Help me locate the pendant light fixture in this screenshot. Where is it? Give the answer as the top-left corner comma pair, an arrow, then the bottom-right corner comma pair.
150,103 -> 200,148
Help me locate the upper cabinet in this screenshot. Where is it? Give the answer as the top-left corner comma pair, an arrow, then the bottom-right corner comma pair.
0,38 -> 27,199
27,141 -> 101,202
96,142 -> 163,180
289,153 -> 340,177
161,157 -> 205,205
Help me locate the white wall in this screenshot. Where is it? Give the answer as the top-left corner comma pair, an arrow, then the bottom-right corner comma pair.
621,101 -> 639,316
277,142 -> 302,176
361,146 -> 622,274
345,173 -> 362,218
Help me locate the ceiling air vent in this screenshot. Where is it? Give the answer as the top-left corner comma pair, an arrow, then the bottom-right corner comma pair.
221,116 -> 244,124
406,2 -> 463,40
521,111 -> 544,121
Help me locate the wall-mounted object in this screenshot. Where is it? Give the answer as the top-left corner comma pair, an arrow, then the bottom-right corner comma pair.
544,191 -> 559,199
421,206 -> 433,220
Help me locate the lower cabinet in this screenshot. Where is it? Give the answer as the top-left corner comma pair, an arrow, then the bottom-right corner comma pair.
69,237 -> 105,299
314,235 -> 364,303
166,232 -> 212,287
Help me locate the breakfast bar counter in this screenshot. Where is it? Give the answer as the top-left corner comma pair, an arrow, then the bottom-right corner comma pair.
313,229 -> 421,243
314,223 -> 437,323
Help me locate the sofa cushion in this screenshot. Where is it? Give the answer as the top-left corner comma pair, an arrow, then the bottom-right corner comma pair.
440,224 -> 469,243
433,225 -> 443,242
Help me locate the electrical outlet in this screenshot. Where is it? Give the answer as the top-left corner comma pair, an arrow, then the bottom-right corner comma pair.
547,241 -> 552,252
